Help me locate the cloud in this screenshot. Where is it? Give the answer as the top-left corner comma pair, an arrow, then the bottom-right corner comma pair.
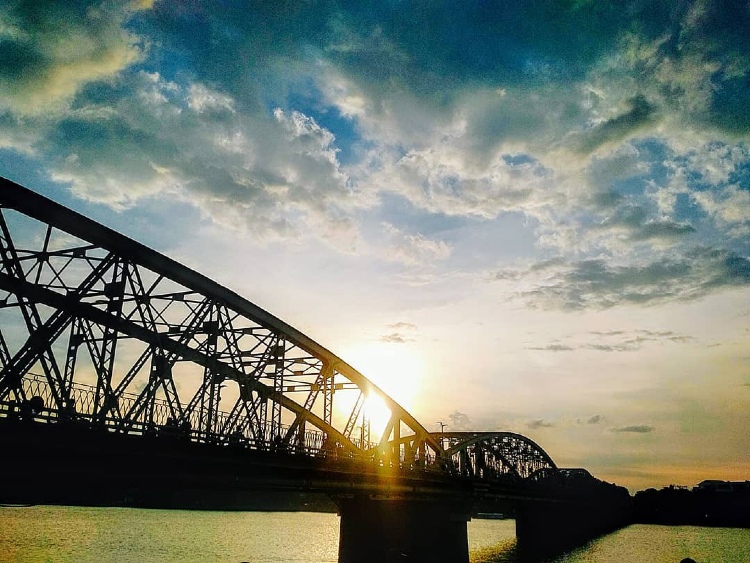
378,323 -> 419,344
23,71 -> 362,247
364,142 -> 549,221
633,221 -> 696,241
526,344 -> 575,352
0,0 -> 747,312
379,333 -> 414,344
497,248 -> 750,310
576,95 -> 657,154
586,343 -> 641,353
587,415 -> 603,425
528,329 -> 694,353
0,0 -> 149,115
448,411 -> 472,431
527,418 -> 554,429
610,1 -> 750,135
387,322 -> 417,330
586,198 -> 697,247
381,223 -> 451,266
610,425 -> 654,434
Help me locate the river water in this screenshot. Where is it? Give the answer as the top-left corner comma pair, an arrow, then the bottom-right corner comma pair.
0,506 -> 747,562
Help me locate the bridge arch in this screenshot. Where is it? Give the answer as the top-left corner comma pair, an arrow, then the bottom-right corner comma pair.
0,178 -> 442,462
436,431 -> 557,479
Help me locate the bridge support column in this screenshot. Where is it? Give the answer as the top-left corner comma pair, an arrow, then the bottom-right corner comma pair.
337,497 -> 470,563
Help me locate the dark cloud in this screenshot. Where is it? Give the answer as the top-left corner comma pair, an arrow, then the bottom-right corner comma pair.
724,254 -> 750,283
506,248 -> 750,310
626,330 -> 694,346
577,95 -> 657,154
527,418 -> 554,429
587,415 -> 602,425
0,0 -> 146,114
0,0 -> 747,290
618,1 -> 750,135
132,0 -> 750,139
610,425 -> 654,434
591,203 -> 696,243
630,221 -> 696,242
676,0 -> 750,134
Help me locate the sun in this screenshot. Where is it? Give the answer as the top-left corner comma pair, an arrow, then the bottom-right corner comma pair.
344,341 -> 425,408
338,341 -> 426,437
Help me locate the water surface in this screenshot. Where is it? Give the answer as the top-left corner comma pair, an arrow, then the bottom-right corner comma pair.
1,506 -> 747,562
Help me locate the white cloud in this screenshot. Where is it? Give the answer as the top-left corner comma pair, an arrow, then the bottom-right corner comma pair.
30,72 -> 360,248
381,223 -> 451,266
188,83 -> 235,115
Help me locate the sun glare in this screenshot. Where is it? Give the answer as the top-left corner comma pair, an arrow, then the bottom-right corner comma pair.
344,342 -> 425,406
338,342 -> 426,435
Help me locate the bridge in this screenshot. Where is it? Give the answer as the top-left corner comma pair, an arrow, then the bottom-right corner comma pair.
0,177 -> 631,562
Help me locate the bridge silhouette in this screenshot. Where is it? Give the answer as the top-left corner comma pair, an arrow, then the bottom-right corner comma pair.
0,178 -> 631,562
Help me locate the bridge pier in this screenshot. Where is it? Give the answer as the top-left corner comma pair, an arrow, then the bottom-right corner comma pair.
336,497 -> 470,563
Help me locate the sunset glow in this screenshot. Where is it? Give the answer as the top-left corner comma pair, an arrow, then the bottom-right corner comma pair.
343,342 -> 426,411
1,0 -> 748,492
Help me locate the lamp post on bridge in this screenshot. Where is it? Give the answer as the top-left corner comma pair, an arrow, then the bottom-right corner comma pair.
437,421 -> 446,450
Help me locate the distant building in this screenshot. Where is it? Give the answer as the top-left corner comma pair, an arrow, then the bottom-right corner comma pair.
694,480 -> 750,493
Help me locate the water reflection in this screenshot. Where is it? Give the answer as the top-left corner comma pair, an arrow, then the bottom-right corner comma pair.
2,507 -> 748,563
470,538 -> 520,563
471,537 -> 575,563
470,523 -> 750,563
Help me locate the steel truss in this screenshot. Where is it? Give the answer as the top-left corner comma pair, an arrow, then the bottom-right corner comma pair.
435,432 -> 557,479
0,178 -> 560,481
0,178 -> 444,464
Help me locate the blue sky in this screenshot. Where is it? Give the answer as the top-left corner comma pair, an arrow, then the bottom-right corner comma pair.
1,0 -> 748,490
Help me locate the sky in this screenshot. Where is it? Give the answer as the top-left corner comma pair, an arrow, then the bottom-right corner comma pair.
1,0 -> 748,492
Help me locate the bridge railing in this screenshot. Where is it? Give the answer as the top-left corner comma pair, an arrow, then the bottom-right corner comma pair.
1,379 -> 578,491
0,375 -> 456,475
2,374 -> 568,482
0,372 -> 386,458
2,376 -> 567,486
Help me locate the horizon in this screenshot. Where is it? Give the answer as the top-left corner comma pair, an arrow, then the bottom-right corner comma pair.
0,0 -> 748,492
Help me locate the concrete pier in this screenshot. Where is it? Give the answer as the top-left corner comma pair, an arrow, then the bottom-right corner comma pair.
337,497 -> 471,563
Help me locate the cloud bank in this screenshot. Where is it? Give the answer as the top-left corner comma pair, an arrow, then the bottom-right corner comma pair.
0,0 -> 747,310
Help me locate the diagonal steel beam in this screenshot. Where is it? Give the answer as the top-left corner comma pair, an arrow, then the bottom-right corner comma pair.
0,247 -> 117,405
0,269 -> 360,452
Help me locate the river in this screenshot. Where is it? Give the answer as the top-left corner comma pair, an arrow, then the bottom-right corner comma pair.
0,506 -> 747,562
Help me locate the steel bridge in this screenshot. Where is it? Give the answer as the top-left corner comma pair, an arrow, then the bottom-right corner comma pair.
0,177 -> 631,562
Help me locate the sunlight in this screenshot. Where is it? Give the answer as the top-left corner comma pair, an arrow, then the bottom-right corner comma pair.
338,342 -> 426,434
343,342 -> 425,408
362,394 -> 390,439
